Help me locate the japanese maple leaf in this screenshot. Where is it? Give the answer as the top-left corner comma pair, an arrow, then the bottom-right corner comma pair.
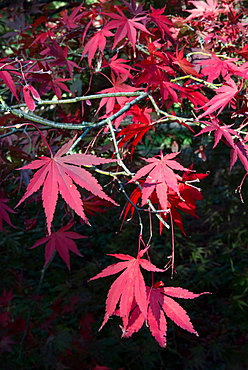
81,28 -> 114,67
105,6 -> 151,50
173,48 -> 200,77
117,122 -> 152,156
121,283 -> 209,347
230,140 -> 248,173
96,73 -> 139,117
0,198 -> 16,231
238,44 -> 248,60
160,80 -> 181,105
122,169 -> 208,235
0,60 -> 19,100
40,39 -> 81,77
166,169 -> 209,234
51,77 -> 73,100
82,195 -> 115,216
117,105 -> 153,155
117,106 -> 153,156
89,247 -> 164,330
196,54 -> 240,82
30,30 -> 56,47
102,54 -> 135,78
195,119 -> 238,148
198,78 -> 238,118
61,4 -> 83,31
30,223 -> 86,269
186,0 -> 220,20
130,152 -> 190,211
149,6 -> 174,43
16,137 -> 118,234
179,83 -> 209,108
135,55 -> 175,88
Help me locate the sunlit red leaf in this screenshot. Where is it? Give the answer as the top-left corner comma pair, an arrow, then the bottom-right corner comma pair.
130,152 -> 190,211
16,136 -> 118,234
89,248 -> 164,330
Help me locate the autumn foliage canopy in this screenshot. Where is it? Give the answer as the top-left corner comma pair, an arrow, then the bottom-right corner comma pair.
0,0 -> 248,365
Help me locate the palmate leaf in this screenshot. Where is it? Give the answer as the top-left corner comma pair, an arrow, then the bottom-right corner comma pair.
104,6 -> 151,50
16,137 -> 118,234
89,248 -> 164,330
0,60 -> 19,100
30,222 -> 86,269
149,6 -> 175,43
130,152 -> 190,211
195,119 -> 238,148
96,73 -> 139,118
0,198 -> 16,231
198,78 -> 238,118
122,169 -> 208,235
81,28 -> 114,67
121,282 -> 210,347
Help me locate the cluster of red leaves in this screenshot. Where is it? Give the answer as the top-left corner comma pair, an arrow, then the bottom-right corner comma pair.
122,158 -> 208,235
89,248 -> 209,347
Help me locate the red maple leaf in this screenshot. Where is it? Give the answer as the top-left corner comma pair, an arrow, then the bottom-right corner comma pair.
173,48 -> 200,77
165,169 -> 209,234
179,82 -> 209,109
40,39 -> 81,77
82,195 -> 115,216
130,152 -> 190,211
16,136 -> 118,234
195,119 -> 238,148
96,73 -> 139,117
186,0 -> 220,20
149,6 -> 174,43
0,60 -> 19,100
81,28 -> 114,67
0,198 -> 16,231
102,54 -> 135,78
230,140 -> 248,172
117,106 -> 153,156
89,247 -> 164,330
105,6 -> 151,50
122,169 -> 208,235
198,78 -> 238,118
196,54 -> 240,82
30,222 -> 86,269
237,43 -> 248,60
50,77 -> 73,100
60,3 -> 84,31
120,282 -> 209,347
135,54 -> 175,88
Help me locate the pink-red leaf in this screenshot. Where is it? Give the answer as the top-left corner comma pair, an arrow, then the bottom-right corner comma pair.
16,137 -> 118,234
82,28 -> 114,67
89,250 -> 164,330
105,6 -> 151,50
130,152 -> 190,210
30,223 -> 86,269
198,78 -> 238,118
